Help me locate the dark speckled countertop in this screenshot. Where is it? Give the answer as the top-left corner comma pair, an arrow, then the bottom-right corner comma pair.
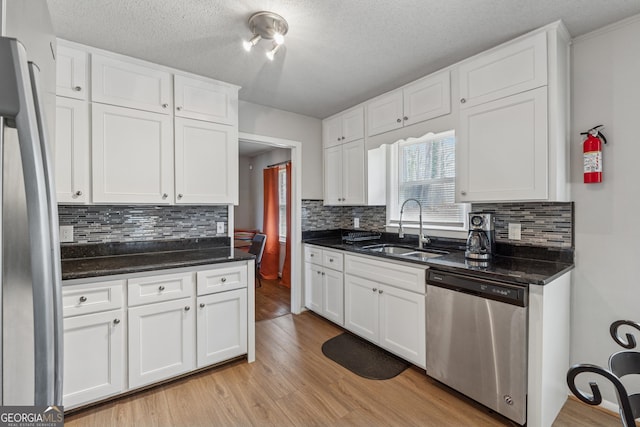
61,237 -> 254,281
303,230 -> 574,286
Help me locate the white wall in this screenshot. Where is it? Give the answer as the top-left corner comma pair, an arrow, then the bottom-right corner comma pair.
238,101 -> 322,199
235,155 -> 254,229
570,15 -> 640,404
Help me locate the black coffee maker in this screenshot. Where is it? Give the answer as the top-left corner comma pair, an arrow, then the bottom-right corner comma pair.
465,213 -> 495,260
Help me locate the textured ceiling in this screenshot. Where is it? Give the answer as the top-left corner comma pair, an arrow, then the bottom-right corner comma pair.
46,0 -> 640,119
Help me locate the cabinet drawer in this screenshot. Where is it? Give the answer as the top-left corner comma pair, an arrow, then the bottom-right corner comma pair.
62,280 -> 125,317
323,249 -> 344,272
345,254 -> 425,294
128,273 -> 194,306
197,265 -> 247,296
304,245 -> 323,265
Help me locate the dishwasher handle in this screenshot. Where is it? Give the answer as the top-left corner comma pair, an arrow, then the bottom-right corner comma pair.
427,270 -> 527,307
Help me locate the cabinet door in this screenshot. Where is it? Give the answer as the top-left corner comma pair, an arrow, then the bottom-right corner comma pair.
175,118 -> 238,204
304,262 -> 323,314
341,140 -> 365,205
367,91 -> 403,137
403,71 -> 451,125
92,104 -> 173,204
196,289 -> 247,368
63,309 -> 125,408
128,298 -> 195,388
323,145 -> 343,205
55,96 -> 89,203
322,115 -> 343,148
378,284 -> 425,368
174,75 -> 237,125
92,53 -> 172,114
341,107 -> 364,143
344,275 -> 378,342
458,31 -> 547,108
457,87 -> 548,202
56,45 -> 87,100
323,268 -> 344,326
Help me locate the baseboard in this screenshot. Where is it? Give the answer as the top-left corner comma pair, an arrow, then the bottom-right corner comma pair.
567,395 -> 620,418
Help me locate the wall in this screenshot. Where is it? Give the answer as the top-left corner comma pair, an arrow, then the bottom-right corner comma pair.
58,205 -> 228,244
246,148 -> 290,231
239,100 -> 322,199
570,15 -> 640,404
235,155 -> 254,229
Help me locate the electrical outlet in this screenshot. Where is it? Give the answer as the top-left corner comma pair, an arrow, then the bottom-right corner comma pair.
354,218 -> 360,229
508,223 -> 522,240
60,225 -> 74,243
216,222 -> 225,234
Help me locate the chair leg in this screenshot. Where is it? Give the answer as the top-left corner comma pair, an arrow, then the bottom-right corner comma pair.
256,267 -> 262,288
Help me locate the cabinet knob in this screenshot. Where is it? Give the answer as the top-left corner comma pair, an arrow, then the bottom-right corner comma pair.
184,306 -> 190,311
79,296 -> 87,303
378,289 -> 383,294
341,136 -> 345,140
162,193 -> 168,199
396,118 -> 401,123
74,190 -> 83,197
310,254 -> 314,257
322,272 -> 325,276
403,116 -> 408,121
460,191 -> 467,196
460,98 -> 466,104
316,271 -> 321,275
372,288 -> 377,292
73,86 -> 82,92
158,285 -> 165,291
113,318 -> 121,325
177,194 -> 183,199
329,258 -> 333,262
199,303 -> 205,308
162,103 -> 169,109
177,106 -> 183,111
336,137 -> 340,141
221,277 -> 227,283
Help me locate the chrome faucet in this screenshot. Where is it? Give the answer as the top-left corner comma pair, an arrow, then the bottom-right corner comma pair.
399,198 -> 430,249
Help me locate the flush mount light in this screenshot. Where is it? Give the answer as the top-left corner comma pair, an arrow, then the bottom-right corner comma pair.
242,11 -> 289,60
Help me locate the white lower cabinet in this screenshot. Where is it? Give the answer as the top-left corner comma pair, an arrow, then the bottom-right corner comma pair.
128,297 -> 196,389
197,288 -> 247,368
304,245 -> 344,325
344,275 -> 379,342
63,309 -> 125,408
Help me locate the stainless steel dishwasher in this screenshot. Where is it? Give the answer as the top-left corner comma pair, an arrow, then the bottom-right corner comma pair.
426,269 -> 528,425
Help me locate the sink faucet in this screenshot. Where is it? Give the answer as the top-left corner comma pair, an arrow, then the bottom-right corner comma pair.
399,198 -> 430,249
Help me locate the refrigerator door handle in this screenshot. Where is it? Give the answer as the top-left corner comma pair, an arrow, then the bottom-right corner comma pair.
0,37 -> 57,406
28,61 -> 63,406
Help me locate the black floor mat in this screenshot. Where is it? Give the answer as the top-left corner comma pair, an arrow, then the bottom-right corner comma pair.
321,332 -> 410,380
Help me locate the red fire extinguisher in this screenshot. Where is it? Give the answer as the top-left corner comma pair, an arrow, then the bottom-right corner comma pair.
581,125 -> 607,183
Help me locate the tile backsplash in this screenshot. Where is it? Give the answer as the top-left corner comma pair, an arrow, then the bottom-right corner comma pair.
302,200 -> 386,232
58,205 -> 228,244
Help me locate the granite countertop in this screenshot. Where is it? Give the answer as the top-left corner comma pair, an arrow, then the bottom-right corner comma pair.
302,230 -> 574,286
61,237 -> 254,281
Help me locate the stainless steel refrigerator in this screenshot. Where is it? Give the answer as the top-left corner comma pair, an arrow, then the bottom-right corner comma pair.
0,0 -> 62,406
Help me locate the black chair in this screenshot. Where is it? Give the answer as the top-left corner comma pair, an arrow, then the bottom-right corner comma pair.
567,320 -> 640,427
248,233 -> 267,288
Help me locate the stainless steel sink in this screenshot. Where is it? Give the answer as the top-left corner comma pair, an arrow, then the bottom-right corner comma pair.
361,244 -> 448,260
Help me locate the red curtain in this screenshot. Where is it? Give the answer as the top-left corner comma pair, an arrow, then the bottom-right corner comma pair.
261,167 -> 280,280
280,162 -> 292,287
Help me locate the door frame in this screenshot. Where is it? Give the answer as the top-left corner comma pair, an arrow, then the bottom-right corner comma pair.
236,132 -> 303,314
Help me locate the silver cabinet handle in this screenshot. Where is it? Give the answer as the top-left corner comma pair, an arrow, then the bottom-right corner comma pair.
79,296 -> 87,303
378,289 -> 383,294
177,193 -> 183,199
200,303 -> 205,308
162,103 -> 168,108
329,258 -> 333,262
74,190 -> 82,196
73,86 -> 82,92
184,306 -> 190,311
176,106 -> 183,111
162,193 -> 168,199
310,253 -> 314,257
341,136 -> 345,140
316,271 -> 321,275
396,118 -> 401,123
372,288 -> 377,292
336,137 -> 340,141
403,116 -> 408,121
460,191 -> 467,196
158,285 -> 165,291
322,272 -> 325,276
113,318 -> 120,325
460,98 -> 466,104
221,277 -> 227,283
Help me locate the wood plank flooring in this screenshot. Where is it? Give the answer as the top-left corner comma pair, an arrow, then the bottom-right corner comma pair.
255,278 -> 290,322
65,312 -> 624,426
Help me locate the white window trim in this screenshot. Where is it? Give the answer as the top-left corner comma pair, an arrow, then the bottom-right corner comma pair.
385,130 -> 470,236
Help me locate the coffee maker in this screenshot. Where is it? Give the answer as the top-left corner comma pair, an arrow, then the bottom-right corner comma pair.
465,212 -> 495,260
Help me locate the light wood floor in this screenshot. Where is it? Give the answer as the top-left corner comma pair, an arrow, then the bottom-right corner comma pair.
65,312 -> 623,426
255,277 -> 290,322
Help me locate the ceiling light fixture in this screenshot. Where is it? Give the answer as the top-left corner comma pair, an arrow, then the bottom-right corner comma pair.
242,11 -> 288,60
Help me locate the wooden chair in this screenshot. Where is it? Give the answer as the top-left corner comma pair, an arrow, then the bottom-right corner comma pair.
248,234 -> 267,287
567,320 -> 640,427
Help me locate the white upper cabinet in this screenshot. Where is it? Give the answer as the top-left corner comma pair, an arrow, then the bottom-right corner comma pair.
458,31 -> 547,108
174,75 -> 238,125
367,70 -> 450,137
56,44 -> 87,100
322,106 -> 364,148
92,103 -> 173,204
323,139 -> 365,206
174,118 -> 239,204
55,96 -> 89,203
91,53 -> 172,114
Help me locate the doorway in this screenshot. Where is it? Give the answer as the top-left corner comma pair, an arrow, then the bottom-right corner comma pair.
233,132 -> 303,320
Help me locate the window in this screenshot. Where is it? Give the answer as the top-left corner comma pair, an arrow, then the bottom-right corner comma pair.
278,167 -> 287,241
388,130 -> 468,230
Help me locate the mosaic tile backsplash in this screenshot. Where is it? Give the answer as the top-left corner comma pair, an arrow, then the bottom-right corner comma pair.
58,205 -> 228,244
302,200 -> 386,232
